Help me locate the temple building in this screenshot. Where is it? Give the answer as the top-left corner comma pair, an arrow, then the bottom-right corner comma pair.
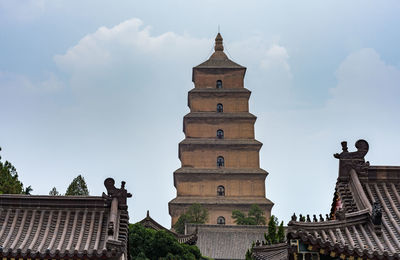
139,210 -> 198,245
0,178 -> 131,260
253,140 -> 400,260
169,33 -> 274,226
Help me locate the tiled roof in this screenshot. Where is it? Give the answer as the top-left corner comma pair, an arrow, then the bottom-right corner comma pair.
252,140 -> 400,259
138,211 -> 197,245
187,224 -> 267,260
252,243 -> 288,260
286,140 -> 400,259
0,178 -> 131,259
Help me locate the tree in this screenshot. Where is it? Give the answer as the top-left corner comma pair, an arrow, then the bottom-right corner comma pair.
264,215 -> 278,244
49,187 -> 60,196
65,175 -> 89,195
245,241 -> 255,260
277,221 -> 285,243
129,223 -> 202,259
232,204 -> 266,225
174,203 -> 208,234
0,147 -> 31,194
24,186 -> 33,195
264,215 -> 285,245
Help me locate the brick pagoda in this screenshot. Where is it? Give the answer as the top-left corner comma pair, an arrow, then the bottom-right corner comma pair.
169,33 -> 273,226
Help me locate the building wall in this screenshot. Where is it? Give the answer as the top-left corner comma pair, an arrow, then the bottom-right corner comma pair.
189,96 -> 249,112
193,70 -> 245,89
184,121 -> 255,139
180,149 -> 260,168
176,178 -> 266,197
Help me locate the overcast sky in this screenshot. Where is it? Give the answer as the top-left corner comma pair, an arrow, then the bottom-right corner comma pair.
1,0 -> 400,228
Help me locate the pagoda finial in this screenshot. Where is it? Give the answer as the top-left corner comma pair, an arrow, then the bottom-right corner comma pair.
214,33 -> 224,52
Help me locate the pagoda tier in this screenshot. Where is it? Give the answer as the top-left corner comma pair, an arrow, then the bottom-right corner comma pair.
169,33 -> 273,227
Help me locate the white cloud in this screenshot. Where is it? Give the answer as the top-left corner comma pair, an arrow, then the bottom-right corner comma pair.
261,44 -> 291,76
54,18 -> 210,77
328,48 -> 400,114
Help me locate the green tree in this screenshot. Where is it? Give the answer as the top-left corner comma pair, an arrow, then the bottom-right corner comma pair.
65,175 -> 89,195
263,216 -> 285,245
264,215 -> 278,244
129,223 -> 202,260
245,241 -> 255,260
174,203 -> 209,234
24,186 -> 33,195
277,221 -> 285,243
0,147 -> 31,194
232,205 -> 266,225
49,187 -> 60,196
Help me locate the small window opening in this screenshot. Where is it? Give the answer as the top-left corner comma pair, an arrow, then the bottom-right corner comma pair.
217,185 -> 225,196
216,80 -> 223,89
217,156 -> 224,167
217,103 -> 223,113
217,216 -> 225,225
217,129 -> 224,139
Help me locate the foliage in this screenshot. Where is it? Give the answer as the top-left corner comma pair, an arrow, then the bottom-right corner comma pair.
49,187 -> 61,196
264,216 -> 285,244
0,147 -> 31,195
24,186 -> 33,195
245,241 -> 255,260
129,223 -> 202,260
65,174 -> 89,195
277,221 -> 285,243
232,204 -> 266,225
174,203 -> 209,234
264,215 -> 278,244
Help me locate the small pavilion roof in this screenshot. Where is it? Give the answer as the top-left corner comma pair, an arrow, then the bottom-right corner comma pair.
194,33 -> 245,69
138,211 -> 197,245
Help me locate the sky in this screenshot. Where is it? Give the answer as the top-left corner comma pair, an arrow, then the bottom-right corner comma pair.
1,0 -> 400,228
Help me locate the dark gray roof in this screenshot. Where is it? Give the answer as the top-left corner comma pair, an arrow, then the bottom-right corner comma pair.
286,140 -> 400,259
0,178 -> 130,260
138,211 -> 197,245
187,224 -> 267,260
252,243 -> 288,260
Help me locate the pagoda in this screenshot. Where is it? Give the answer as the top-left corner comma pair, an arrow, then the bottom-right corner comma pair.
169,33 -> 273,226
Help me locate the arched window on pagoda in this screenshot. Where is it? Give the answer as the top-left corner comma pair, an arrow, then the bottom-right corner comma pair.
216,80 -> 223,89
217,216 -> 225,225
217,103 -> 223,113
217,156 -> 224,167
217,129 -> 224,139
217,185 -> 225,196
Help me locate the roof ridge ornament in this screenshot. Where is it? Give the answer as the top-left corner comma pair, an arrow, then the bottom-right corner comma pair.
334,139 -> 370,179
103,178 -> 132,209
371,201 -> 382,236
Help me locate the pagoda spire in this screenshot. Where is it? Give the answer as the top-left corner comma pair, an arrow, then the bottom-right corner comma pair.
214,33 -> 224,52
